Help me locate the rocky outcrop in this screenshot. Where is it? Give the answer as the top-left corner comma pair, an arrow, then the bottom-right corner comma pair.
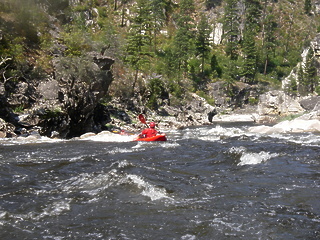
255,90 -> 304,123
39,53 -> 114,138
299,96 -> 320,111
0,118 -> 16,138
0,53 -> 114,139
148,93 -> 217,129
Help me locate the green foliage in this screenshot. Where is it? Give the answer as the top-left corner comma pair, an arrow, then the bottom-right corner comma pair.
196,90 -> 215,106
61,25 -> 93,56
279,113 -> 304,122
315,85 -> 320,95
2,0 -> 320,112
13,105 -> 24,113
248,97 -> 258,105
210,54 -> 222,78
223,0 -> 240,60
304,48 -> 317,93
196,12 -> 212,76
41,108 -> 63,120
147,78 -> 168,110
304,0 -> 312,15
172,0 -> 196,73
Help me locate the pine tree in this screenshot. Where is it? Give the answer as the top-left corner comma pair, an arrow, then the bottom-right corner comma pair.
241,0 -> 262,84
150,0 -> 167,51
242,31 -> 257,84
172,0 -> 196,73
125,0 -> 153,94
304,48 -> 317,93
196,12 -> 212,76
297,63 -> 305,95
304,0 -> 312,15
223,0 -> 240,61
210,54 -> 222,78
261,9 -> 277,75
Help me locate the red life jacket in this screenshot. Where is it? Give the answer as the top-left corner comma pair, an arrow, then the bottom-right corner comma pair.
140,128 -> 158,138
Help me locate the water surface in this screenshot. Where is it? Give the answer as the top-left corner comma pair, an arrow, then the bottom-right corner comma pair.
0,123 -> 319,239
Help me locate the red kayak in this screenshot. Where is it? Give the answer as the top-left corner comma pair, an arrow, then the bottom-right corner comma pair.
133,134 -> 167,142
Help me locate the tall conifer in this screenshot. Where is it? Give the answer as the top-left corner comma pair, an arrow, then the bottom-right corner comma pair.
196,12 -> 212,76
125,0 -> 153,93
173,0 -> 196,73
241,0 -> 262,84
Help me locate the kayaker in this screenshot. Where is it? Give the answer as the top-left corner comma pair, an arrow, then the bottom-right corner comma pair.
139,122 -> 158,138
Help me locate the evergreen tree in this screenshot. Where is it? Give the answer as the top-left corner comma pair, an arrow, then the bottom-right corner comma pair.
150,0 -> 167,51
304,48 -> 317,93
125,0 -> 153,94
223,0 -> 240,61
261,9 -> 277,75
242,31 -> 257,84
210,54 -> 222,78
120,0 -> 130,27
297,63 -> 305,95
304,0 -> 312,15
196,12 -> 212,76
241,0 -> 262,84
172,0 -> 196,73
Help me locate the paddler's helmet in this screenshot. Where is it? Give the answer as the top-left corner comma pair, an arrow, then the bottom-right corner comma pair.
149,122 -> 156,128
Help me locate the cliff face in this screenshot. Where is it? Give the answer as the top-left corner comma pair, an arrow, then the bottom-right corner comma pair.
0,53 -> 114,138
0,1 -> 116,138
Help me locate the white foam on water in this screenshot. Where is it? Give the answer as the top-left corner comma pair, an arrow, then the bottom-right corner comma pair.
0,136 -> 64,146
210,217 -> 243,232
238,151 -> 279,166
126,174 -> 173,201
40,200 -> 71,218
229,146 -> 247,155
4,199 -> 71,222
208,125 -> 245,137
57,164 -> 173,202
109,147 -> 137,154
228,146 -> 279,166
181,234 -> 197,240
80,131 -> 135,142
182,125 -> 246,142
160,141 -> 180,148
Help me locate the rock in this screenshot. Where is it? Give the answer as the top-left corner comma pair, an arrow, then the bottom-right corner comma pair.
212,114 -> 257,122
38,80 -> 59,100
299,96 -> 320,111
0,131 -> 6,138
258,90 -> 304,116
0,118 -> 16,137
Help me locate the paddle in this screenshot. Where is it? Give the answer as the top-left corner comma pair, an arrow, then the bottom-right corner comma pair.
138,114 -> 148,127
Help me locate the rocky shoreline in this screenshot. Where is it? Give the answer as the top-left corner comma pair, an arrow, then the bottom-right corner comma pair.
2,88 -> 320,140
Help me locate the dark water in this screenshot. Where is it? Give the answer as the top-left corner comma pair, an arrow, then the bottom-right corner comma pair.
0,123 -> 319,239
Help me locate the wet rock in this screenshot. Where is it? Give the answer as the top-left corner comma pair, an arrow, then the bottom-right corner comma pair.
0,118 -> 16,138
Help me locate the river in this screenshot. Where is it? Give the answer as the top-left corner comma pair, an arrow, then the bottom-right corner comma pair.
0,123 -> 319,239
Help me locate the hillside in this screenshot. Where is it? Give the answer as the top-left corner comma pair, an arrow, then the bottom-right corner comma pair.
1,0 -> 320,138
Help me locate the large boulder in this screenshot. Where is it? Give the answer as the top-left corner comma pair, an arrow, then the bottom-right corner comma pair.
258,90 -> 304,116
36,53 -> 115,138
175,93 -> 216,126
299,96 -> 320,111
